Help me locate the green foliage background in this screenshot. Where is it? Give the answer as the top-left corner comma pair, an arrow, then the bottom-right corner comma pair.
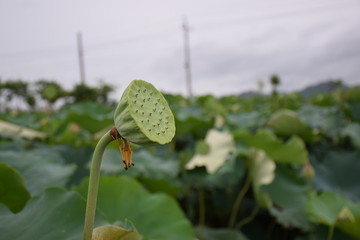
1,80 -> 360,240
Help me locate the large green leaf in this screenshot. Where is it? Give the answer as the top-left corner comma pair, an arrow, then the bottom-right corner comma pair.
173,105 -> 213,138
306,191 -> 360,238
101,148 -> 179,180
0,112 -> 44,130
0,136 -> 24,151
50,120 -> 93,146
75,176 -> 195,240
262,165 -> 312,231
0,187 -> 107,240
48,145 -> 94,187
0,150 -> 75,196
163,93 -> 189,108
100,148 -> 182,196
306,191 -> 356,225
266,109 -> 313,141
336,216 -> 360,239
227,111 -> 266,131
195,227 -> 248,240
54,102 -> 113,134
195,95 -> 227,117
297,105 -> 347,137
311,150 -> 360,201
295,225 -> 355,240
0,163 -> 30,213
348,101 -> 360,121
139,178 -> 182,197
340,123 -> 360,149
235,129 -> 308,165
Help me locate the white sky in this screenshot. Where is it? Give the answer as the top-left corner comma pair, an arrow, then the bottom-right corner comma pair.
0,0 -> 360,97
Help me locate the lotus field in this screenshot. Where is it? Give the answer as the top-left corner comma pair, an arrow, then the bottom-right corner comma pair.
0,81 -> 360,240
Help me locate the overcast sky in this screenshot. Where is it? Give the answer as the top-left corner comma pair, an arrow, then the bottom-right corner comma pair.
0,0 -> 360,97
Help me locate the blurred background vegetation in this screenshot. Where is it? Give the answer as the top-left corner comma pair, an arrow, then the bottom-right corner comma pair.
0,77 -> 360,240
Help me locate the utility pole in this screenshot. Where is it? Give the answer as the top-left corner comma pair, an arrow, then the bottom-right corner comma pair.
182,17 -> 193,97
77,32 -> 86,84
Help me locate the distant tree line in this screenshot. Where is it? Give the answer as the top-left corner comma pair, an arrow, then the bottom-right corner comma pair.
0,79 -> 115,111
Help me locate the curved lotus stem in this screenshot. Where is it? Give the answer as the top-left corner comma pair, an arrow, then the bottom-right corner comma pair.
82,130 -> 114,240
82,80 -> 176,240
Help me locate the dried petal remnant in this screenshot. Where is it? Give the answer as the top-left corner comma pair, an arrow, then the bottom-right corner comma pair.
110,126 -> 134,170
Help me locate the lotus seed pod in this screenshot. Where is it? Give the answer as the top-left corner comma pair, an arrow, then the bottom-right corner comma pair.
114,80 -> 176,145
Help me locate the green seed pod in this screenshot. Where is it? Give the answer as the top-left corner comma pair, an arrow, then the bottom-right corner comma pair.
114,80 -> 176,145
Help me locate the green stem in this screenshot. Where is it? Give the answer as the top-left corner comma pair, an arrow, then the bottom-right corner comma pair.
327,225 -> 335,240
228,173 -> 251,228
198,187 -> 206,227
82,131 -> 114,240
235,205 -> 260,229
